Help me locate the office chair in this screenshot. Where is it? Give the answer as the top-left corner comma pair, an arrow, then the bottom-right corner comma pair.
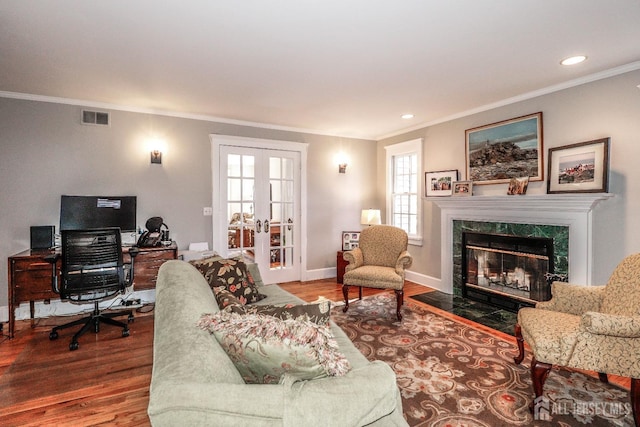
47,228 -> 139,351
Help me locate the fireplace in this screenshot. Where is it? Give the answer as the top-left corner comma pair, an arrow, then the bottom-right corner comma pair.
462,232 -> 554,312
432,194 -> 613,297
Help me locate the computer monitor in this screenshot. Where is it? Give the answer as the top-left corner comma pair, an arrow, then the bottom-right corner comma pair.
60,195 -> 137,235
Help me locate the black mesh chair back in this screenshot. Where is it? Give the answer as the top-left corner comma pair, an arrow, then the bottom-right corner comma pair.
60,228 -> 126,302
49,227 -> 137,350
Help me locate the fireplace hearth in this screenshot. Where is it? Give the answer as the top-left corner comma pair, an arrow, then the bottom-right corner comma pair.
462,232 -> 554,312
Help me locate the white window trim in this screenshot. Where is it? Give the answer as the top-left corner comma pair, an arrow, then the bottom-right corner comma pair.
385,138 -> 423,246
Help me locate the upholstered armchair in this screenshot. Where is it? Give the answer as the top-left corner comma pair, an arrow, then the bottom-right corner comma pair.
514,253 -> 640,426
342,225 -> 412,321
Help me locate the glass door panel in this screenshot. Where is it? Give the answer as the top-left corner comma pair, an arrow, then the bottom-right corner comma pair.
268,156 -> 295,273
218,144 -> 300,284
225,152 -> 256,262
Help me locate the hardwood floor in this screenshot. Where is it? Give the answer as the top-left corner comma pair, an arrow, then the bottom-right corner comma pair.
0,280 -> 429,426
0,279 -> 630,425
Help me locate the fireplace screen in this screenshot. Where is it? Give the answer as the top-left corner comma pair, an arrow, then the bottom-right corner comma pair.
462,232 -> 553,308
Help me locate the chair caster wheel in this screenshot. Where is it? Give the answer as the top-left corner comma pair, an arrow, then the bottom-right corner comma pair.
69,342 -> 79,351
49,331 -> 59,340
128,314 -> 134,323
122,329 -> 130,337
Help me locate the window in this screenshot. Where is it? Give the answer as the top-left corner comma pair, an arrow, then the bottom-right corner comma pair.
385,139 -> 422,246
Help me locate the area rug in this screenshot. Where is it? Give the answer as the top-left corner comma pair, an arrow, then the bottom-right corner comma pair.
331,294 -> 634,427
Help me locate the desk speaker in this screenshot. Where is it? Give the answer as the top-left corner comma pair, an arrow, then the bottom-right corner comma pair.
30,225 -> 55,249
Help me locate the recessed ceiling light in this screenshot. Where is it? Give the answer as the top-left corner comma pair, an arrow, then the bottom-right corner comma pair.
401,113 -> 414,120
561,55 -> 587,66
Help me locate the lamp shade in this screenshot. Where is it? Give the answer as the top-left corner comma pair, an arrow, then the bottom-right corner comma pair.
361,209 -> 381,226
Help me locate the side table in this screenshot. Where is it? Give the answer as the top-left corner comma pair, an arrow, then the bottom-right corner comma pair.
336,250 -> 348,284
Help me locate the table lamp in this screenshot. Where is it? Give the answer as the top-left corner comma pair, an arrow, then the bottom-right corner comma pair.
361,209 -> 381,226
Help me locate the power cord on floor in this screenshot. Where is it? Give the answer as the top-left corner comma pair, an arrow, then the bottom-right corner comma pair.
136,303 -> 155,314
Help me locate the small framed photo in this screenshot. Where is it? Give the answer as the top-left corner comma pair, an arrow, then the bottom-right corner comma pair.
425,169 -> 458,197
547,138 -> 610,194
507,176 -> 529,195
452,181 -> 473,196
342,231 -> 361,251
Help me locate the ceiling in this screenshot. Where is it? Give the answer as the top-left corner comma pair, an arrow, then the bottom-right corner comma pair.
1,1 -> 640,140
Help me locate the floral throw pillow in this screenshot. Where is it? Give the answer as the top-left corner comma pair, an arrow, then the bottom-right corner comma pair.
212,287 -> 246,313
189,255 -> 225,282
197,310 -> 351,384
191,257 -> 266,304
212,287 -> 331,326
246,300 -> 331,325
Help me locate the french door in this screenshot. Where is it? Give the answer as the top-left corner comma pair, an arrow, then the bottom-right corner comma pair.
214,140 -> 302,284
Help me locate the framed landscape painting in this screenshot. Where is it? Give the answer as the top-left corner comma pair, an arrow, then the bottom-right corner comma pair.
425,169 -> 458,197
465,112 -> 543,185
547,138 -> 610,194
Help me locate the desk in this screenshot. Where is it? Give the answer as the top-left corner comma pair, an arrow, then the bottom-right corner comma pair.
7,242 -> 177,338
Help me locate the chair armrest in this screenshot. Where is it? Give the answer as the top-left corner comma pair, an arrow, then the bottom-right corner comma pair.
44,253 -> 61,293
343,248 -> 363,272
395,250 -> 412,274
580,312 -> 640,338
282,361 -> 400,426
535,282 -> 605,315
44,253 -> 60,264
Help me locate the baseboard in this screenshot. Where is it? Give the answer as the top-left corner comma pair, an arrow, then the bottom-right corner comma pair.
0,270 -> 447,324
302,267 -> 445,293
405,270 -> 446,292
0,289 -> 156,324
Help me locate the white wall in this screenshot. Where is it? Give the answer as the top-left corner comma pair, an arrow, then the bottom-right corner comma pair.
3,69 -> 638,318
378,69 -> 640,286
0,98 -> 377,314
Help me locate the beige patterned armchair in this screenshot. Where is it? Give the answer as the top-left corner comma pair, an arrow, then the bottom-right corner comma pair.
342,225 -> 412,321
514,253 -> 640,426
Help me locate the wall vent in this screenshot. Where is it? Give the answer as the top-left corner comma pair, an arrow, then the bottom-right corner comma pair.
81,109 -> 110,126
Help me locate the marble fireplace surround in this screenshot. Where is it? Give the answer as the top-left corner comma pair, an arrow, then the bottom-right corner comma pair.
433,193 -> 613,294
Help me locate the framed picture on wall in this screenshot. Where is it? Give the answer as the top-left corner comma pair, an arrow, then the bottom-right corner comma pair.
465,112 -> 543,185
547,138 -> 610,194
425,169 -> 458,197
342,231 -> 361,251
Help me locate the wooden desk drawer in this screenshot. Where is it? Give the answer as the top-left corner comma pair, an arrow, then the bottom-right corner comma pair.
134,260 -> 166,290
12,264 -> 57,301
131,246 -> 176,290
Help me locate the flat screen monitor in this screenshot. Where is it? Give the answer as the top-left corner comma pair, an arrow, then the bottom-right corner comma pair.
60,195 -> 137,233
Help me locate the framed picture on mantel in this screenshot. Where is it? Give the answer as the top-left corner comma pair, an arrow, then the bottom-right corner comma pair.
425,169 -> 458,197
452,181 -> 473,196
547,137 -> 610,194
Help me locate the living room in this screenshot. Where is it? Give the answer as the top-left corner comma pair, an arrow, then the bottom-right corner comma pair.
2,2 -> 640,425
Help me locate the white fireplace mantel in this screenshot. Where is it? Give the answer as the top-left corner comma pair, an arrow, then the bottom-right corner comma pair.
433,193 -> 614,293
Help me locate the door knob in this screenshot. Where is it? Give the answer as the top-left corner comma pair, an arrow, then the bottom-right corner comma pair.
256,220 -> 262,233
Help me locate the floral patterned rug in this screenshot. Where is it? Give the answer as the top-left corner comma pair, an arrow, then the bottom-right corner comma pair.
331,294 -> 634,427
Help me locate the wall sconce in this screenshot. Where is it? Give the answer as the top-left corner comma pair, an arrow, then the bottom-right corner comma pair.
361,209 -> 381,226
336,151 -> 349,174
150,150 -> 162,164
148,137 -> 166,165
